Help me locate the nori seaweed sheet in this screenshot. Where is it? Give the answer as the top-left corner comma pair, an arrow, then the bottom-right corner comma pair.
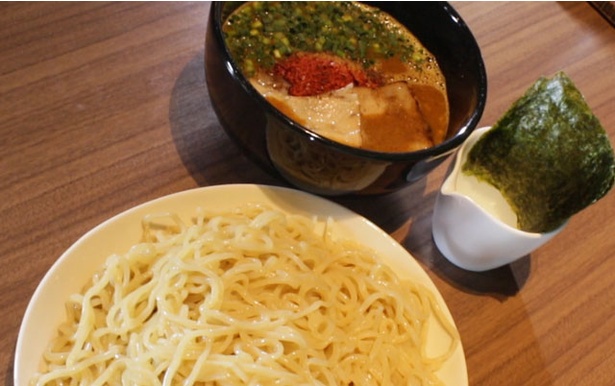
462,72 -> 615,233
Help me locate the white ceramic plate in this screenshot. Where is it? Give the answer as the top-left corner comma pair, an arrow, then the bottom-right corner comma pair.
15,184 -> 467,385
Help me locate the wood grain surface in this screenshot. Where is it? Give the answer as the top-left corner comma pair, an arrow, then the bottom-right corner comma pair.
1,2 -> 614,385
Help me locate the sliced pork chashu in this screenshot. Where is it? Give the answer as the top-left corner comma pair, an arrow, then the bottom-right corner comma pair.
355,82 -> 433,152
251,77 -> 362,147
251,74 -> 448,152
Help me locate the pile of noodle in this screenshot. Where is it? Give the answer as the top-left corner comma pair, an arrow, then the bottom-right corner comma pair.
32,204 -> 458,385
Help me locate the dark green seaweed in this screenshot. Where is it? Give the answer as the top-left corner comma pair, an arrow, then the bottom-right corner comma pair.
463,72 -> 615,233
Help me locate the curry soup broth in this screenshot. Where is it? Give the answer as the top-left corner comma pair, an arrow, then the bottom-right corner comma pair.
223,1 -> 449,153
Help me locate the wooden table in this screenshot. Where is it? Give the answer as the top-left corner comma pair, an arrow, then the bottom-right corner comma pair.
2,2 -> 614,385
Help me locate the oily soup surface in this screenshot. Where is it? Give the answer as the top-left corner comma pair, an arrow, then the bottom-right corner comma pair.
223,2 -> 450,153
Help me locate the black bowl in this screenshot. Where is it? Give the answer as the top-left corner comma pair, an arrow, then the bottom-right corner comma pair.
205,1 -> 487,195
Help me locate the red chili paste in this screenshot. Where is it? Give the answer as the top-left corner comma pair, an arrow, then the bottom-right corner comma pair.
274,53 -> 380,97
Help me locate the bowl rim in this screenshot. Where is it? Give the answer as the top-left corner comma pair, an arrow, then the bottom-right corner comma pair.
209,1 -> 487,162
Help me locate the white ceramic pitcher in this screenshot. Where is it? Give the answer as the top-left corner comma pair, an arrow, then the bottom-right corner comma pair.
432,127 -> 565,271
